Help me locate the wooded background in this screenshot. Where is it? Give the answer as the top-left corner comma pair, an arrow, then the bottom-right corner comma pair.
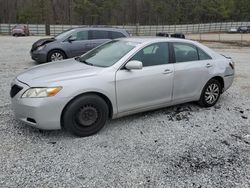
1,0 -> 250,25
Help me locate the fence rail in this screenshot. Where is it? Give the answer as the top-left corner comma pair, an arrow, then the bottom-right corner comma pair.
1,22 -> 250,36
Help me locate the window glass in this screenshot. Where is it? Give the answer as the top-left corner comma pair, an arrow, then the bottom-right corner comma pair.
79,40 -> 138,67
55,29 -> 75,40
110,31 -> 125,39
198,48 -> 212,60
74,30 -> 88,40
130,43 -> 169,67
173,43 -> 199,63
91,30 -> 109,39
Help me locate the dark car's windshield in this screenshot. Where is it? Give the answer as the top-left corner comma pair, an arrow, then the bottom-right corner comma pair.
78,40 -> 139,67
55,29 -> 75,40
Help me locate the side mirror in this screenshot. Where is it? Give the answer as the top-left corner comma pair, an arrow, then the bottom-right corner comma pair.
68,36 -> 77,42
125,60 -> 143,70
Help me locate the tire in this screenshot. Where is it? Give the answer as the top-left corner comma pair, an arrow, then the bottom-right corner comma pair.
198,79 -> 222,107
48,50 -> 66,62
63,94 -> 109,137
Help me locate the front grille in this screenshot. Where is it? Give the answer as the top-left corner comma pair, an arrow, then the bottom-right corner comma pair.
10,85 -> 23,98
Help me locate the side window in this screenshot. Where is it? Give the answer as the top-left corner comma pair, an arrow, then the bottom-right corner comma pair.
173,43 -> 199,63
130,42 -> 169,67
72,30 -> 88,41
198,48 -> 212,60
91,30 -> 109,39
110,31 -> 125,39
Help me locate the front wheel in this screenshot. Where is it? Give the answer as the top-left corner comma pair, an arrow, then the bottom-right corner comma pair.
62,95 -> 109,137
48,50 -> 66,62
198,79 -> 222,107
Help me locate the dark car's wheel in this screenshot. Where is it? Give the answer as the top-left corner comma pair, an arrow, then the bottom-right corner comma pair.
63,94 -> 109,137
48,50 -> 66,62
198,79 -> 222,107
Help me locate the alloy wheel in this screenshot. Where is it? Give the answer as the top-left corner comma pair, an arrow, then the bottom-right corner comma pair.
204,83 -> 220,104
51,52 -> 64,61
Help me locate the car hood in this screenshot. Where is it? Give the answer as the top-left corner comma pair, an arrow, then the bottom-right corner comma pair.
17,59 -> 102,86
31,38 -> 56,51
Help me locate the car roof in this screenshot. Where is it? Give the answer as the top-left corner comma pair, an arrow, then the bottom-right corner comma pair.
69,27 -> 127,31
119,37 -> 193,44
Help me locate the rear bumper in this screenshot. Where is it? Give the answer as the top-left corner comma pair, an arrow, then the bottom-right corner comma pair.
223,75 -> 234,92
30,50 -> 47,63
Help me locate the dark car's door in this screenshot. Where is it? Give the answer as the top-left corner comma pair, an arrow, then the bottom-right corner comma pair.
62,30 -> 92,58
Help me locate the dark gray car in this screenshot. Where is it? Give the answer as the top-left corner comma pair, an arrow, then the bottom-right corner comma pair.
30,27 -> 129,63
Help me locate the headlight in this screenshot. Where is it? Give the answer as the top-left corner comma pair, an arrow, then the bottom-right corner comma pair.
22,87 -> 62,98
37,45 -> 46,51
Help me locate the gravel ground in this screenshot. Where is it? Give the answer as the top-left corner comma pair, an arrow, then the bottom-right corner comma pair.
0,36 -> 250,188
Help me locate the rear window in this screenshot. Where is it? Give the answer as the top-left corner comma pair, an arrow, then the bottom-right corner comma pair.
173,43 -> 199,63
14,25 -> 24,29
198,48 -> 212,60
110,31 -> 126,39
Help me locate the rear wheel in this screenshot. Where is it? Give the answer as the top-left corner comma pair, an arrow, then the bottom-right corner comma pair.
48,50 -> 66,62
198,79 -> 222,107
63,95 -> 109,137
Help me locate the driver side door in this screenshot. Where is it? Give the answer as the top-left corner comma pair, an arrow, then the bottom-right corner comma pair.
62,30 -> 92,58
115,42 -> 174,114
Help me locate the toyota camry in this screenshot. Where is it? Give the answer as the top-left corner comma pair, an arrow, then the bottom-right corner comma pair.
11,37 -> 235,137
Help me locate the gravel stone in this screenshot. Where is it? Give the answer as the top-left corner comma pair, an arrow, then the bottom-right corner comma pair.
0,36 -> 250,187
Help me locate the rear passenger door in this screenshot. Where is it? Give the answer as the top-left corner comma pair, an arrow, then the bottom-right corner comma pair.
171,42 -> 214,102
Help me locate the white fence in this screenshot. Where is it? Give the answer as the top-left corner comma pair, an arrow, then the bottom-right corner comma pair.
1,22 -> 250,36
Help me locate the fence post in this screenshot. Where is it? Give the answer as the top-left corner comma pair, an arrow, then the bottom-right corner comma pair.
45,23 -> 50,36
8,23 -> 11,35
241,33 -> 243,47
136,23 -> 139,36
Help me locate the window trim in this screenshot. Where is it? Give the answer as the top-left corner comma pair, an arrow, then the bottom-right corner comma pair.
170,42 -> 212,63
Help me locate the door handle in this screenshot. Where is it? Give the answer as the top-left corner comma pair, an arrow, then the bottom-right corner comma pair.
163,69 -> 173,74
206,63 -> 213,68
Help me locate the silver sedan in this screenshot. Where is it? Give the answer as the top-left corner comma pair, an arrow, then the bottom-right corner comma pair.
10,37 -> 235,137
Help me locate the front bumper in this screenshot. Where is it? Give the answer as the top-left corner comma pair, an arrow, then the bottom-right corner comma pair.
11,79 -> 68,130
30,50 -> 47,63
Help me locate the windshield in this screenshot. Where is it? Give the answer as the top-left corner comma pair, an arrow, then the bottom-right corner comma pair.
55,29 -> 75,40
78,40 -> 139,67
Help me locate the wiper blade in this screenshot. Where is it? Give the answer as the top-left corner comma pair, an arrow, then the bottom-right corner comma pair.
74,57 -> 93,65
81,60 -> 94,66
